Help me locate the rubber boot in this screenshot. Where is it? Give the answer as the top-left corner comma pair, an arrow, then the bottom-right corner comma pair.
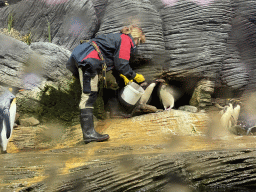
80,108 -> 109,144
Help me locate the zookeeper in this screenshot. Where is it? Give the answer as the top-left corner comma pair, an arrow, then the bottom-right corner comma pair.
66,25 -> 146,144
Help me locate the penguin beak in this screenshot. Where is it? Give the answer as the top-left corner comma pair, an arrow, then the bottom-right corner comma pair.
10,98 -> 16,107
10,97 -> 16,107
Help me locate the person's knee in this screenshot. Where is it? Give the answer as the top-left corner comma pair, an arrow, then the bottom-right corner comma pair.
85,91 -> 98,108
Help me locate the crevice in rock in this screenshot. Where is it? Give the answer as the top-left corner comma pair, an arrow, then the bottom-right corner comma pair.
164,77 -> 203,109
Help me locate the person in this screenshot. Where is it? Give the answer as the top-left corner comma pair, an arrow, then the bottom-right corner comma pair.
66,25 -> 146,144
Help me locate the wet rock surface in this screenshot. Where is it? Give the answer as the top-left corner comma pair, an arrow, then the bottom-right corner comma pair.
1,110 -> 256,191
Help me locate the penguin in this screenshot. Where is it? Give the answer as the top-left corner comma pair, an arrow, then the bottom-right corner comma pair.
139,79 -> 165,105
140,82 -> 157,105
220,102 -> 234,129
157,82 -> 175,110
0,88 -> 16,154
231,99 -> 241,126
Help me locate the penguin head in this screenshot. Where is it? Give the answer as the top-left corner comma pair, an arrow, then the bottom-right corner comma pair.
229,98 -> 241,108
0,88 -> 16,110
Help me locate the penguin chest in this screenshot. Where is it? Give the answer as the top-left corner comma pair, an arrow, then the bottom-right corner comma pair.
0,101 -> 16,152
158,87 -> 174,110
0,118 -> 9,151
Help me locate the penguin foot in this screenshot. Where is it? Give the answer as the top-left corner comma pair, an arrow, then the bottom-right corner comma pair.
165,106 -> 172,111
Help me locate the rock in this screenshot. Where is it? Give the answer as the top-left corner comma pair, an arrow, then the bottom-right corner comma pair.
1,0 -> 256,123
0,0 -> 98,51
91,0 -> 108,27
229,125 -> 247,135
0,33 -> 72,88
230,0 -> 256,92
0,33 -> 77,117
96,0 -> 166,81
160,0 -> 232,80
19,117 -> 40,126
189,79 -> 214,108
178,105 -> 198,113
0,33 -> 31,89
29,42 -> 72,79
135,104 -> 158,114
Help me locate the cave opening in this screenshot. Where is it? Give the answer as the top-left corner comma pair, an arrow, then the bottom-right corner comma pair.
147,76 -> 203,110
167,77 -> 202,109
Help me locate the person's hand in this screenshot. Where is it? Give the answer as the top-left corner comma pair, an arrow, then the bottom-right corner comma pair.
120,74 -> 133,85
133,73 -> 145,84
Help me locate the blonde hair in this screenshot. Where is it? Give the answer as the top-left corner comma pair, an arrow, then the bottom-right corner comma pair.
120,25 -> 146,44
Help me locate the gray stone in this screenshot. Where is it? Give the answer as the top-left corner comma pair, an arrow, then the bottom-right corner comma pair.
0,33 -> 74,115
0,34 -> 72,89
19,116 -> 40,126
178,105 -> 198,113
0,0 -> 98,51
0,33 -> 31,88
190,79 -> 215,108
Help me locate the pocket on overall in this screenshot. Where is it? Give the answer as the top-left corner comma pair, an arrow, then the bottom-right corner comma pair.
82,65 -> 97,94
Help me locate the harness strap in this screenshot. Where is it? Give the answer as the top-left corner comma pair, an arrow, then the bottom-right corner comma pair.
89,41 -> 107,88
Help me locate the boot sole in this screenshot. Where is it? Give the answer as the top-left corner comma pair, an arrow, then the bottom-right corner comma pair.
84,136 -> 109,144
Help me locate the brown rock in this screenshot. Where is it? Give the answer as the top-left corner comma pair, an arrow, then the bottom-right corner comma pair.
19,117 -> 40,127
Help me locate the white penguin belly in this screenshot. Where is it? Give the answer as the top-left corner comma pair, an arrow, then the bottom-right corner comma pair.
0,98 -> 16,152
1,120 -> 8,151
159,86 -> 174,110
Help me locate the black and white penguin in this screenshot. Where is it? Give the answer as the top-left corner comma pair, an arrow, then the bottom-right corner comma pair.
0,88 -> 16,154
157,82 -> 175,110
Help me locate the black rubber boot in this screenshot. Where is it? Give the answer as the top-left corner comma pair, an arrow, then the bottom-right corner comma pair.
80,108 -> 109,144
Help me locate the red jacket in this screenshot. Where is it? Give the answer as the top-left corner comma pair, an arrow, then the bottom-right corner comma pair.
67,33 -> 137,80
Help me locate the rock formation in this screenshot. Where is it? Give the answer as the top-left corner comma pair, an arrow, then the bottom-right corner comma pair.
0,0 -> 255,120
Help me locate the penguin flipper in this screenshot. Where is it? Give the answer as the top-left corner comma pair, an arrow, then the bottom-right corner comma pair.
140,83 -> 156,105
3,109 -> 11,139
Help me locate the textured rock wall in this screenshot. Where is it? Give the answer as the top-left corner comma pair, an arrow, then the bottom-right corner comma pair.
0,0 -> 256,95
97,0 -> 166,81
0,33 -> 71,89
149,0 -> 255,93
0,33 -> 30,89
0,0 -> 98,51
229,0 -> 256,92
160,0 -> 232,80
0,33 -> 74,117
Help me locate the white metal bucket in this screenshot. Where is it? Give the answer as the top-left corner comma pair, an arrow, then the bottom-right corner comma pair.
121,82 -> 144,105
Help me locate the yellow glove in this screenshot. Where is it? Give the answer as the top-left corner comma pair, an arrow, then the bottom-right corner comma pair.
120,74 -> 133,85
133,73 -> 145,84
